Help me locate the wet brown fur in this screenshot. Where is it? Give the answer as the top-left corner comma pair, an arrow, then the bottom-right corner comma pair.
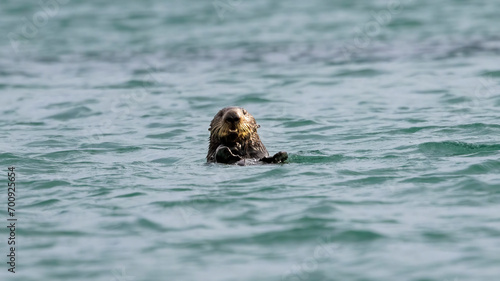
207,107 -> 269,162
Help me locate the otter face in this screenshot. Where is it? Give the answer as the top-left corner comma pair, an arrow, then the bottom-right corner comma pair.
209,107 -> 259,145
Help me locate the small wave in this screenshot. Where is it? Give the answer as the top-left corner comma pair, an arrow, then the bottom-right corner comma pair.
37,150 -> 82,160
146,122 -> 187,129
480,70 -> 500,77
331,68 -> 386,77
12,121 -> 46,126
283,119 -> 319,128
332,229 -> 385,242
151,157 -> 181,164
146,129 -> 186,139
454,177 -> 500,192
79,142 -> 142,151
44,99 -> 99,109
337,176 -> 398,186
25,199 -> 60,208
45,106 -> 100,120
114,192 -> 146,198
96,79 -> 157,89
289,151 -> 343,164
418,141 -> 500,157
456,160 -> 500,174
0,153 -> 21,162
401,176 -> 447,184
387,125 -> 440,134
34,180 -> 71,190
421,231 -> 454,242
136,218 -> 169,232
234,94 -> 273,104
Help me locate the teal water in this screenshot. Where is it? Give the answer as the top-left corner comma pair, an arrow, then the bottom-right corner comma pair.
1,0 -> 500,280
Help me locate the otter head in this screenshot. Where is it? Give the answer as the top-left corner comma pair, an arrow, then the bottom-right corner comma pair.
208,107 -> 260,146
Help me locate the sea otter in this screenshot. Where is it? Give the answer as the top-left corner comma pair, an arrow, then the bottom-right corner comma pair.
207,107 -> 288,165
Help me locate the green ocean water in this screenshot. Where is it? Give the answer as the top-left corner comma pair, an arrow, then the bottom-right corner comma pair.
1,0 -> 500,280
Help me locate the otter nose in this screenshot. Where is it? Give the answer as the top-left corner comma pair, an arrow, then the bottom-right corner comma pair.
225,112 -> 240,123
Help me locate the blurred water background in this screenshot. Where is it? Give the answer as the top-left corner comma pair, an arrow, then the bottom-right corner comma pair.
1,0 -> 500,280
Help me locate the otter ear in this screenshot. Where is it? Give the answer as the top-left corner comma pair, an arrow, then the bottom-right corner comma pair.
242,109 -> 248,115
208,127 -> 212,131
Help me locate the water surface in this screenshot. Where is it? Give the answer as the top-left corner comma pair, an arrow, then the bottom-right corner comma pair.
1,0 -> 500,280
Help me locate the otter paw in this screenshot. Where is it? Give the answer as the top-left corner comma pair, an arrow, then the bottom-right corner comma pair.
272,151 -> 288,163
215,146 -> 243,164
260,151 -> 288,164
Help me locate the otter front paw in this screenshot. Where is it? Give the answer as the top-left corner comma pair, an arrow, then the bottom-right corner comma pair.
215,145 -> 243,164
272,151 -> 288,163
260,151 -> 288,164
